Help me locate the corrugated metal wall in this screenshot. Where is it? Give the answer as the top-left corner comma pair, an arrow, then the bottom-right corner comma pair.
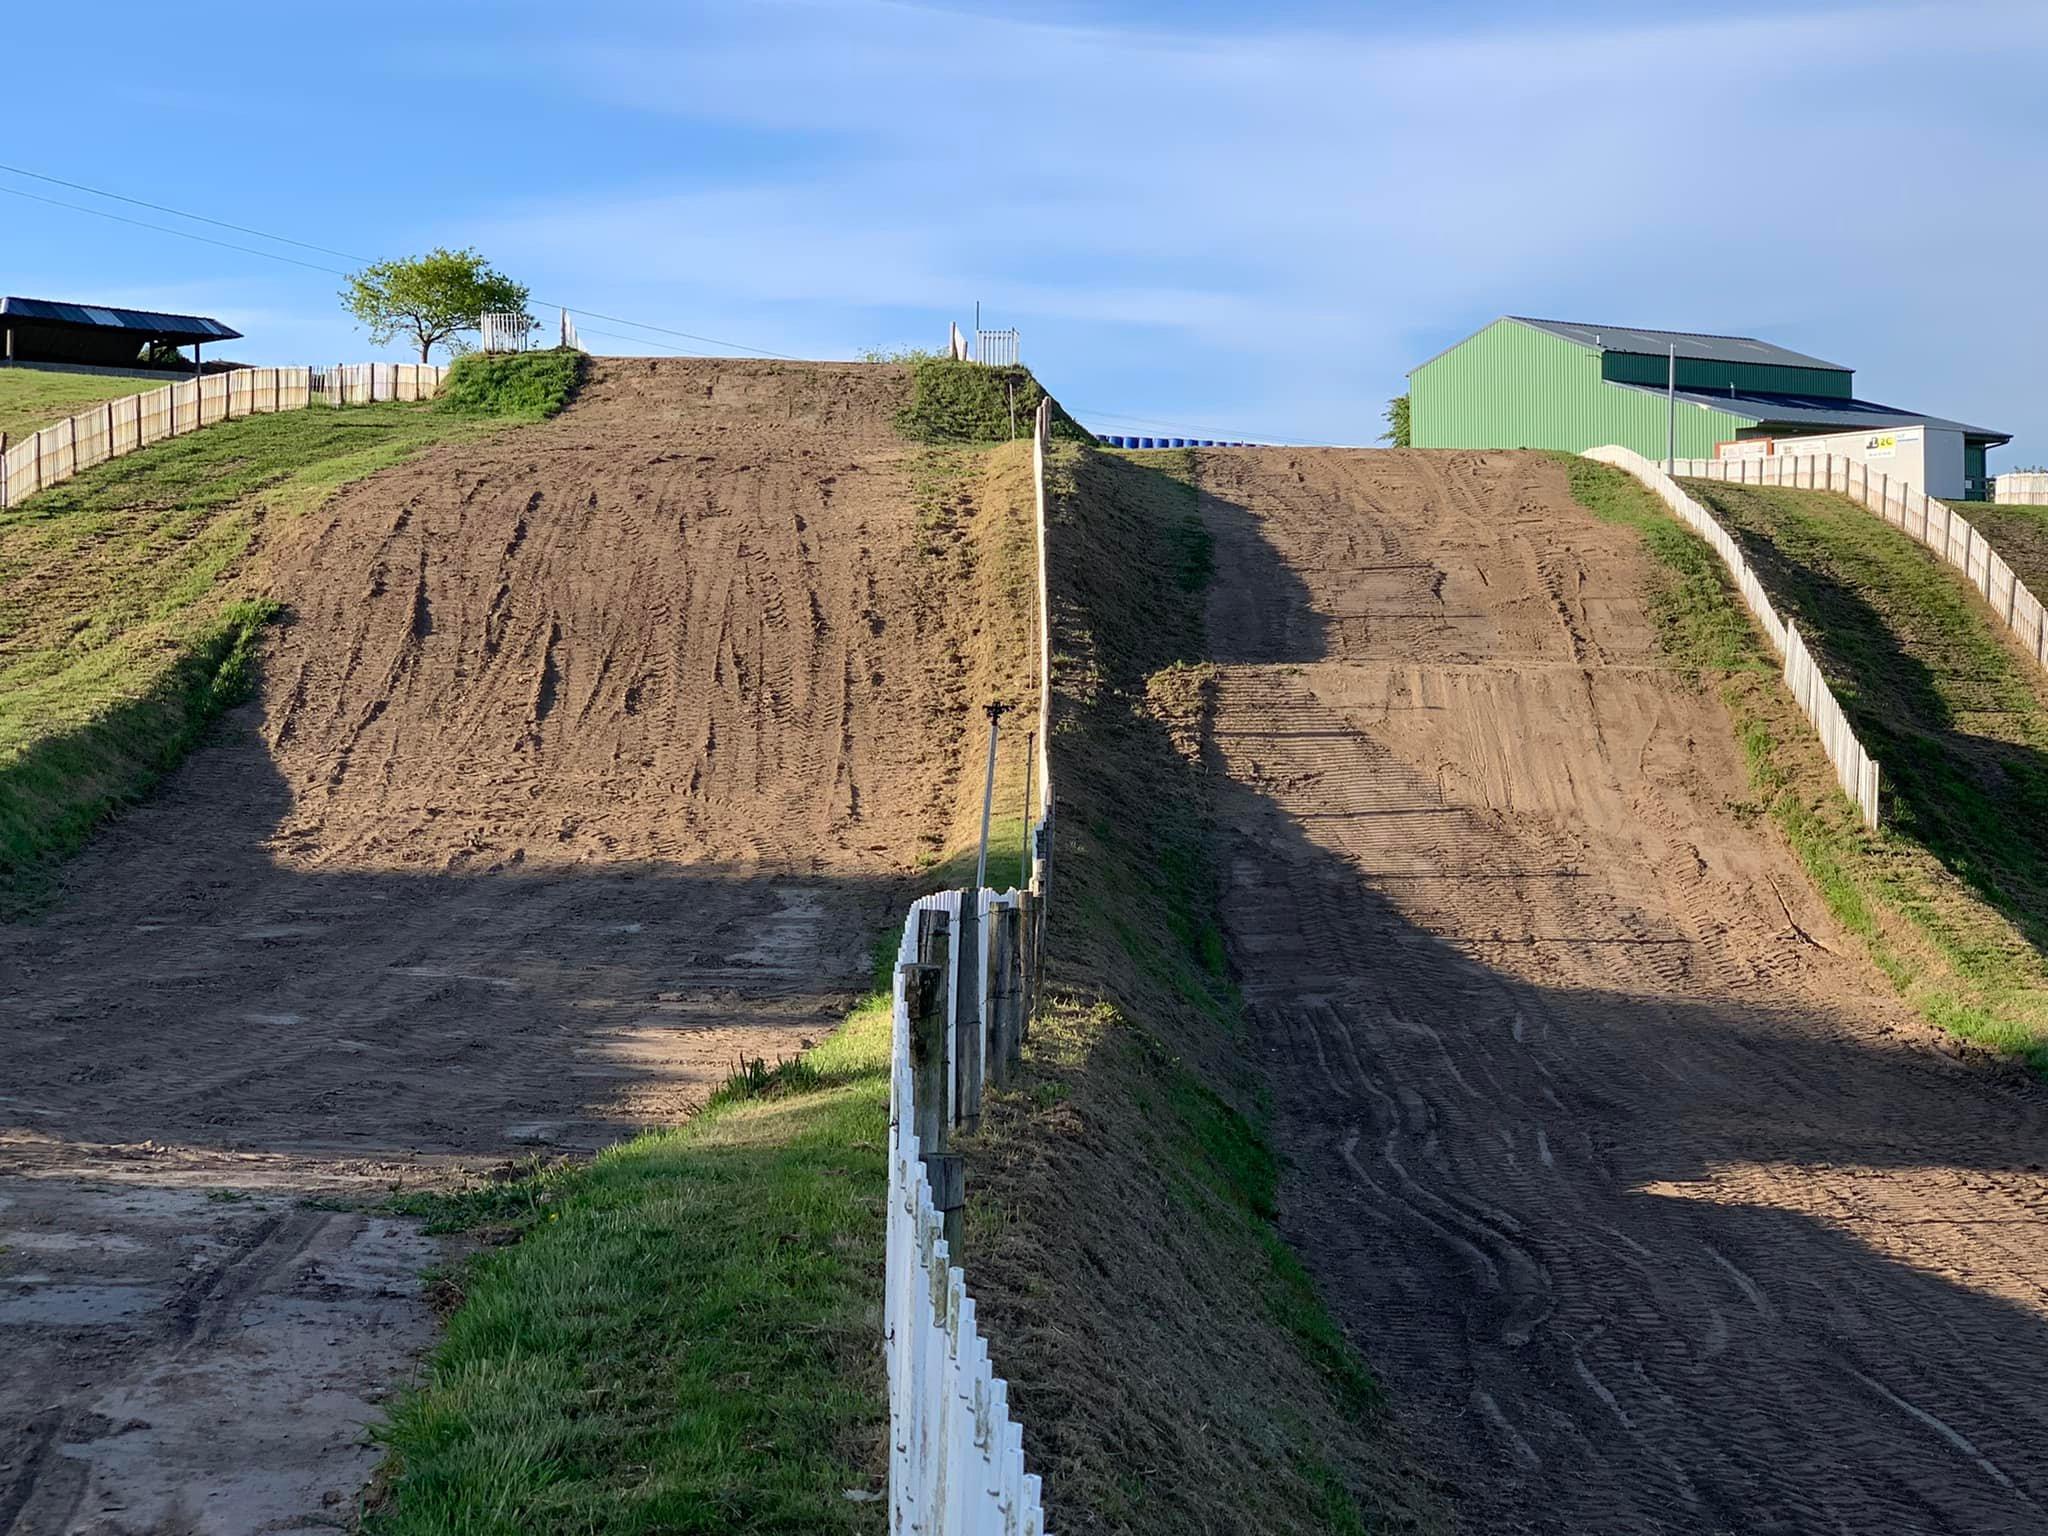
1600,351 -> 1851,399
1411,319 -> 1750,458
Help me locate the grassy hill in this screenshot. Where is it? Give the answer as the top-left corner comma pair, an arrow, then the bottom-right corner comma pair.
0,366 -> 168,445
0,350 -> 581,909
1669,475 -> 2048,1067
1968,499 -> 2048,604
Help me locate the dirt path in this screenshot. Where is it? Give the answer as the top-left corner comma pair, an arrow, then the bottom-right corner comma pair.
0,359 -> 963,1532
1197,447 -> 2048,1535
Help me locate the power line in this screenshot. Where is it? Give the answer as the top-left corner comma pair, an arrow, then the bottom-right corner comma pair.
0,185 -> 352,277
1069,404 -> 1318,447
0,161 -> 371,264
0,164 -> 801,360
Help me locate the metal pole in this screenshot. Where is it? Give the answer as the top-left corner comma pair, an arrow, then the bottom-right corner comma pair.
1666,343 -> 1677,476
975,702 -> 1007,894
1020,730 -> 1036,885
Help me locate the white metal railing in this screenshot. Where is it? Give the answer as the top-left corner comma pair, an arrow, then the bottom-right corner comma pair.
0,364 -> 442,510
1586,446 -> 1882,829
885,398 -> 1056,1534
976,329 -> 1021,368
480,311 -> 535,353
1674,452 -> 2048,674
943,323 -> 1023,368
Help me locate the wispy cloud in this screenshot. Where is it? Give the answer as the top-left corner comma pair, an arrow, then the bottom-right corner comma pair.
458,0 -> 2046,448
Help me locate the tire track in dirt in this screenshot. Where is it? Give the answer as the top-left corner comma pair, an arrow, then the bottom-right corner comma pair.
0,358 -> 971,1532
1197,448 -> 2048,1534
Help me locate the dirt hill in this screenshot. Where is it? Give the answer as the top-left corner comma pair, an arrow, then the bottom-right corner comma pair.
1195,447 -> 2048,1534
0,358 -> 978,1531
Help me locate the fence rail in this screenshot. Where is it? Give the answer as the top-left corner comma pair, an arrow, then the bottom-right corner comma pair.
976,329 -> 1021,368
0,364 -> 447,509
1586,446 -> 1881,829
480,312 -> 534,353
886,398 -> 1056,1534
1996,471 -> 2048,506
1673,452 -> 2048,675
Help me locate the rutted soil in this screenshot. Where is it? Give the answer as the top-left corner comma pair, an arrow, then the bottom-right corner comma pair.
0,359 -> 965,1532
1197,448 -> 2048,1534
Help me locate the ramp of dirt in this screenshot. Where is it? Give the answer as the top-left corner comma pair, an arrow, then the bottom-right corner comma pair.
1198,447 -> 2048,1534
0,358 -> 968,1532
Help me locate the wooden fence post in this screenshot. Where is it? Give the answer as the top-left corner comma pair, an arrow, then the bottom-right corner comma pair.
0,430 -> 9,509
910,911 -> 964,1249
954,896 -> 983,1133
988,903 -> 1024,1087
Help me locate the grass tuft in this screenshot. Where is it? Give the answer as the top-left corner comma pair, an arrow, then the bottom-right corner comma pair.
893,357 -> 1089,446
437,349 -> 586,420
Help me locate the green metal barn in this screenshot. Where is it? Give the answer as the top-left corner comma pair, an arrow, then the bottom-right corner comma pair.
1408,317 -> 2007,499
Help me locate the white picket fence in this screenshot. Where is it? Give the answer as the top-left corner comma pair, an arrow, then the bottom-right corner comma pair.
1586,446 -> 1882,829
944,323 -> 1023,367
1996,471 -> 2048,506
1674,452 -> 2048,673
886,398 -> 1056,1534
311,361 -> 448,407
0,363 -> 448,509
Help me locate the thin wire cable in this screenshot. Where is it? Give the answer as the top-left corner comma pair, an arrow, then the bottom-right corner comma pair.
1070,404 -> 1317,446
0,167 -> 799,359
0,185 -> 353,277
0,161 -> 371,263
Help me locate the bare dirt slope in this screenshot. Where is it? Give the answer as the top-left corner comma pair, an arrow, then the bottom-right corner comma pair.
0,359 -> 962,1532
1197,447 -> 2048,1535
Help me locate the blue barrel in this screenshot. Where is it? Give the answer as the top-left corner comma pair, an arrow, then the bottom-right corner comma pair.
1141,437 -> 1155,449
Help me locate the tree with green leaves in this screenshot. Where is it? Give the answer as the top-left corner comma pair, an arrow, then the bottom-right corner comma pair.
340,248 -> 529,364
1381,393 -> 1411,448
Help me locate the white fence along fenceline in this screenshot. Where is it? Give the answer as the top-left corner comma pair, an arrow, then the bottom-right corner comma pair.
885,397 -> 1057,1535
311,362 -> 448,407
479,311 -> 535,353
0,364 -> 451,509
1996,471 -> 2048,506
976,329 -> 1021,368
1585,446 -> 1882,829
1674,451 -> 2048,674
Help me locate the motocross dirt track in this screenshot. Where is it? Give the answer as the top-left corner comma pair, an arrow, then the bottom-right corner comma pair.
1197,448 -> 2048,1535
0,359 -> 961,1532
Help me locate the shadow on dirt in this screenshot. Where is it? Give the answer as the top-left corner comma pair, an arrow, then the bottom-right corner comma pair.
0,698 -> 915,1174
1074,449 -> 2048,1534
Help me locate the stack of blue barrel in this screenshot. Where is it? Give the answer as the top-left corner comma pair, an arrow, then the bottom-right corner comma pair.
1095,435 -> 1255,449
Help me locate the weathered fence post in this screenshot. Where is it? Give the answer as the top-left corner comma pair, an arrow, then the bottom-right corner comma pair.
954,893 -> 983,1135
988,902 -> 1024,1088
910,911 -> 965,1249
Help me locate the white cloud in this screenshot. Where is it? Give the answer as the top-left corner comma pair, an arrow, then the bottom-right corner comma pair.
454,0 -> 2048,451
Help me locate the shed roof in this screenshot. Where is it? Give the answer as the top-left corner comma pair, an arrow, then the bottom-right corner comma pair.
1613,382 -> 2010,445
1511,316 -> 1849,373
0,295 -> 241,343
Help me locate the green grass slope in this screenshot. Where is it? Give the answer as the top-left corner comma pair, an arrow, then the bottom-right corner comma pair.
0,351 -> 582,910
1560,459 -> 2048,1067
1968,499 -> 2048,607
0,367 -> 163,445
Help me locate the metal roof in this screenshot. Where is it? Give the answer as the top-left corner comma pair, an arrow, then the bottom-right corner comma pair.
0,295 -> 241,343
1510,316 -> 1849,373
1613,382 -> 2010,444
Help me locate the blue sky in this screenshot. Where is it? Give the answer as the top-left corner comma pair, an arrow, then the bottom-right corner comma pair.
5,0 -> 2044,459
